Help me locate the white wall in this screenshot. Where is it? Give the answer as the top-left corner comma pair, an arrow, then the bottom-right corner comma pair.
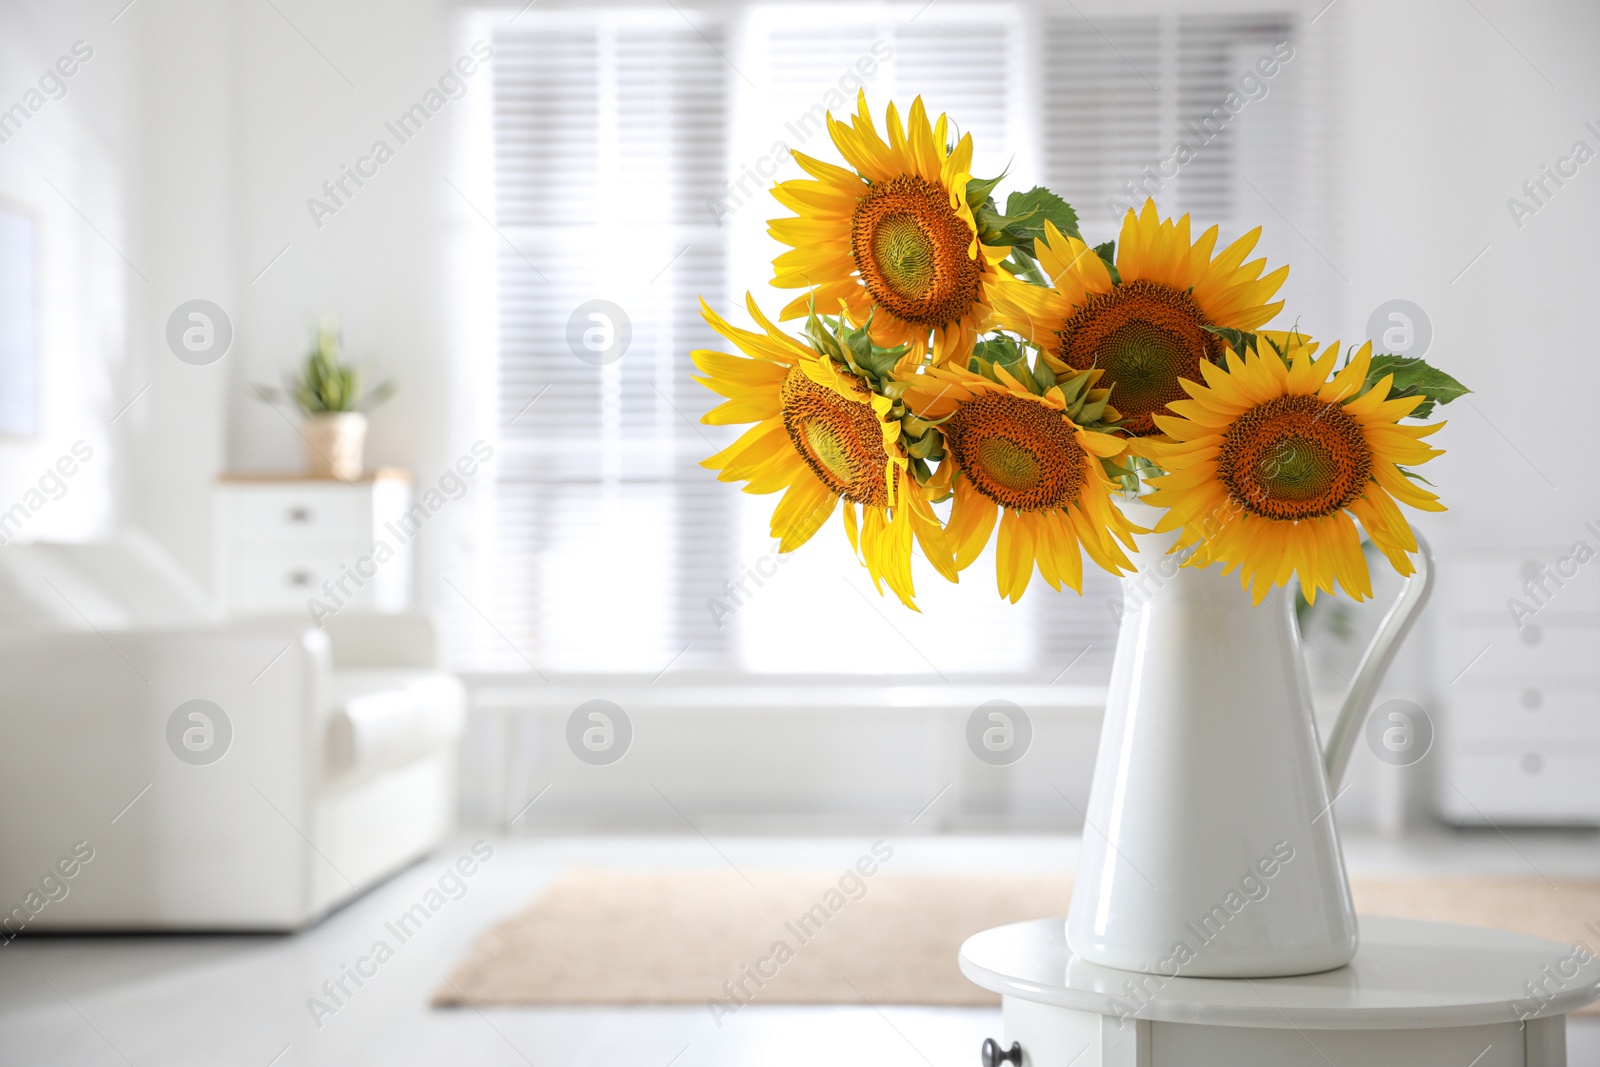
1314,0 -> 1600,826
1328,0 -> 1600,545
0,2 -> 135,546
0,0 -> 482,595
220,0 -> 480,612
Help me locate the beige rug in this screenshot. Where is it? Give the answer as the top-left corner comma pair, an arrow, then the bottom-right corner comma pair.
434,868 -> 1600,1011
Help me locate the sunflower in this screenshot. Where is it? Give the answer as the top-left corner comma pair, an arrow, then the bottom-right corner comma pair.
901,358 -> 1139,602
1140,338 -> 1446,604
768,91 -> 1011,365
692,295 -> 956,609
987,200 -> 1289,436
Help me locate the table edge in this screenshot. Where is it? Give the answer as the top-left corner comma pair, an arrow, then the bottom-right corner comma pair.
958,916 -> 1600,1030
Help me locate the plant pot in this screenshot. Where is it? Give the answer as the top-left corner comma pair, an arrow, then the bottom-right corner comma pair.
1063,498 -> 1433,978
301,412 -> 368,481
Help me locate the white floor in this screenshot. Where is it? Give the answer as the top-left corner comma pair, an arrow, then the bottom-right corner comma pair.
2,830 -> 1599,1066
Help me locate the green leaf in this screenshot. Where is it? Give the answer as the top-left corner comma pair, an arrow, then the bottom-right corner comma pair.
996,186 -> 1081,257
1363,355 -> 1470,420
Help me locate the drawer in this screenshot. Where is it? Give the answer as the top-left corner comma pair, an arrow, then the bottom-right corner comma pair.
1438,748 -> 1600,824
1442,623 -> 1600,683
1445,686 -> 1600,742
228,546 -> 375,612
1440,551 -> 1600,614
219,486 -> 373,545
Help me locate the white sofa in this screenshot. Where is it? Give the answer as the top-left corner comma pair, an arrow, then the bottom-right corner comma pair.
0,533 -> 465,932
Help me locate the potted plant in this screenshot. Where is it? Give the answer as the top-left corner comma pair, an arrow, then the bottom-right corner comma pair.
257,316 -> 394,480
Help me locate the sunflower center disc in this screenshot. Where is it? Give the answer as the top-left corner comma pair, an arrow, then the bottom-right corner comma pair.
779,366 -> 891,507
870,215 -> 938,300
851,174 -> 981,330
974,436 -> 1041,492
945,393 -> 1086,512
1056,279 -> 1223,436
1219,394 -> 1373,520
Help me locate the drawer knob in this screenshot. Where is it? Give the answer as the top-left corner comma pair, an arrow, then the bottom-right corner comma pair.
1522,752 -> 1544,775
287,569 -> 313,588
1519,624 -> 1543,646
1520,687 -> 1543,710
981,1039 -> 1022,1067
287,507 -> 312,523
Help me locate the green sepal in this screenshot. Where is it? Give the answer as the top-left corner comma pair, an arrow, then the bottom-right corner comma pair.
964,171 -> 1007,211
1055,365 -> 1092,407
802,307 -> 910,393
915,457 -> 951,500
1092,241 -> 1121,285
1075,391 -> 1114,427
1204,324 -> 1261,359
803,310 -> 846,363
1397,466 -> 1437,487
1032,357 -> 1057,392
999,252 -> 1048,286
1362,354 -> 1470,420
971,334 -> 1040,394
905,429 -> 944,460
1105,453 -> 1161,495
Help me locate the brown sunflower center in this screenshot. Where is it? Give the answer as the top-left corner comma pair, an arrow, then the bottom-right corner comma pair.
1055,279 -> 1224,436
780,365 -> 891,507
944,393 -> 1087,512
1218,394 -> 1373,521
851,175 -> 981,329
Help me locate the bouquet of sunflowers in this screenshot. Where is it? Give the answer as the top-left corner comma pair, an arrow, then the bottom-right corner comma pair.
693,93 -> 1466,610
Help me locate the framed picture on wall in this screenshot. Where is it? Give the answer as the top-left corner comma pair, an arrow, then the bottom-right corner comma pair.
0,199 -> 39,438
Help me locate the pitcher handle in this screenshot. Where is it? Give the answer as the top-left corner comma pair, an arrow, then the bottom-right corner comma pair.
1321,531 -> 1435,791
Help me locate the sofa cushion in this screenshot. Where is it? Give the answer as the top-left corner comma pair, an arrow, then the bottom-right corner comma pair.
325,669 -> 466,782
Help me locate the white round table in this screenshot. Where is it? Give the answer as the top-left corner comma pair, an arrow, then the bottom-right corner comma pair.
959,916 -> 1600,1067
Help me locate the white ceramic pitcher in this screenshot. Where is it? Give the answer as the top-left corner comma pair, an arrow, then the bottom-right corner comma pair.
1065,499 -> 1434,978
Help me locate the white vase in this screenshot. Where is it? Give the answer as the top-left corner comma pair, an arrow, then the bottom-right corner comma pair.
301,411 -> 368,481
1065,498 -> 1433,978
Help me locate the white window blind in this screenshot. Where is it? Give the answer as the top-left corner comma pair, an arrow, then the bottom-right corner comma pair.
473,4 -> 1306,679
485,13 -> 733,673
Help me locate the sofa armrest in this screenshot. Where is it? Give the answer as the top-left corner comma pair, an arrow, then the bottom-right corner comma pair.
0,621 -> 332,928
320,612 -> 441,670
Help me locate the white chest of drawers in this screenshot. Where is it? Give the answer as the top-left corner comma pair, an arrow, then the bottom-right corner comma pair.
213,471 -> 413,616
1435,547 -> 1600,825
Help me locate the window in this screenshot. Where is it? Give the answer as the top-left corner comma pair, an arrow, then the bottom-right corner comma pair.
464,3 -> 1312,679
480,12 -> 733,672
